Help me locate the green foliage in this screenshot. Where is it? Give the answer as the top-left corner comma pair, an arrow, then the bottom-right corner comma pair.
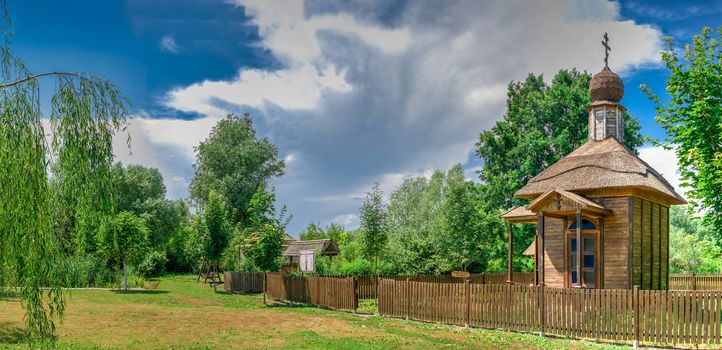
241,186 -> 290,272
112,163 -> 166,213
642,27 -> 722,239
0,6 -> 127,342
384,166 -> 510,275
96,212 -> 150,290
48,254 -> 117,288
300,222 -> 326,240
360,184 -> 387,275
201,191 -> 232,262
137,249 -> 169,277
300,222 -> 347,242
476,69 -> 643,210
97,212 -> 150,270
669,206 -> 721,274
189,113 -> 285,226
244,223 -> 286,272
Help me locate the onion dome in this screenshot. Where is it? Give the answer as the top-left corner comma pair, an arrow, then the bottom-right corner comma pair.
589,66 -> 624,102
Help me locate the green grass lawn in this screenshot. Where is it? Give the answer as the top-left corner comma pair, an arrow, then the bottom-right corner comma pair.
0,275 -> 627,349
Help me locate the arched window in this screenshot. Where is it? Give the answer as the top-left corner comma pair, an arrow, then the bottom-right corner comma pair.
568,219 -> 598,230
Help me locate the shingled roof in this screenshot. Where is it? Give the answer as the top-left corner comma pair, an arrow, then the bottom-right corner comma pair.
283,239 -> 340,257
515,137 -> 685,204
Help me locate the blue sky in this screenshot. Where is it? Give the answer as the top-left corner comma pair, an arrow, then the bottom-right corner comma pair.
11,0 -> 721,234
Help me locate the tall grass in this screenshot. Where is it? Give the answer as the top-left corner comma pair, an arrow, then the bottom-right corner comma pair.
48,255 -> 136,288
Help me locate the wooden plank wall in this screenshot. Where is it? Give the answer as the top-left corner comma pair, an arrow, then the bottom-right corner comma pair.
631,197 -> 670,290
543,217 -> 566,288
631,198 -> 642,287
602,197 -> 629,289
661,207 -> 669,290
376,281 -> 722,347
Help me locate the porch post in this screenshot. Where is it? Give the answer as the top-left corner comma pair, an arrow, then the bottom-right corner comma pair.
537,214 -> 545,286
507,222 -> 513,284
575,210 -> 582,287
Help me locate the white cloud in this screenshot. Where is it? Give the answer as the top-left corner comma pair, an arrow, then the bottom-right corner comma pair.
326,213 -> 360,229
638,145 -> 687,199
159,35 -> 181,54
151,0 -> 665,233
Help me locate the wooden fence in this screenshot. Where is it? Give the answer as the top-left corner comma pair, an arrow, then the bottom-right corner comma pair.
378,279 -> 722,347
344,272 -> 536,300
223,271 -> 264,293
670,274 -> 722,290
266,273 -> 357,311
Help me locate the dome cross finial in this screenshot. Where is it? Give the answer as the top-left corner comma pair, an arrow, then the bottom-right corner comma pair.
602,32 -> 611,67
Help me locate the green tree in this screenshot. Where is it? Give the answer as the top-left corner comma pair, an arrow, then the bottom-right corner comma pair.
669,206 -> 721,273
189,113 -> 285,225
112,163 -> 166,213
386,171 -> 445,274
441,166 -> 489,272
360,183 -> 387,275
241,186 -> 290,271
476,69 -> 643,210
300,222 -> 326,240
202,191 -> 232,264
0,5 -> 128,342
642,27 -> 722,239
97,212 -> 150,290
244,223 -> 286,272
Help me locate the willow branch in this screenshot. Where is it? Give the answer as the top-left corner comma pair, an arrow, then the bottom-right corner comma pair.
0,71 -> 83,89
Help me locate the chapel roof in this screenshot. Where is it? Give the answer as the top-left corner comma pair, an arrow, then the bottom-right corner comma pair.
514,137 -> 686,204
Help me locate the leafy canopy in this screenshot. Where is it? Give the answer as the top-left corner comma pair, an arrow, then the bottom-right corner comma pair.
360,183 -> 387,275
0,5 -> 128,342
642,27 -> 722,239
242,186 -> 290,272
97,212 -> 150,269
476,69 -> 643,210
190,113 -> 284,226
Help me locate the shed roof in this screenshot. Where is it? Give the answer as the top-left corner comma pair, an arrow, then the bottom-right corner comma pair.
501,206 -> 537,224
515,138 -> 685,204
283,239 -> 340,257
523,239 -> 536,256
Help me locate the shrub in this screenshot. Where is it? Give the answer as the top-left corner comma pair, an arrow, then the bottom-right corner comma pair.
137,250 -> 168,277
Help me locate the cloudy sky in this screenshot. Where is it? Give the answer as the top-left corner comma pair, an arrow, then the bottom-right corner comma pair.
11,0 -> 721,234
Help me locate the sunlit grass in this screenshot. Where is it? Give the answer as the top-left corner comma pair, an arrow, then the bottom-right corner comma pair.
0,275 -> 626,349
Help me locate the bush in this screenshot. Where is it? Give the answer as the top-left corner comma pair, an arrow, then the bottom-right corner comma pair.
137,250 -> 168,277
48,255 -> 117,288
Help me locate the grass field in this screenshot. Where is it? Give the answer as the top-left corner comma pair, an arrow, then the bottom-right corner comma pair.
0,275 -> 626,349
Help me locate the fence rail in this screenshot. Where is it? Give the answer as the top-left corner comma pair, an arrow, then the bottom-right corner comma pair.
670,274 -> 722,290
377,279 -> 722,347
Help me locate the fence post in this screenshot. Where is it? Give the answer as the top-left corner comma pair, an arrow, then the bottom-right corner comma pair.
316,277 -> 321,307
353,276 -> 358,313
481,272 -> 486,285
691,273 -> 696,290
464,279 -> 471,328
406,278 -> 411,320
633,285 -> 640,349
539,284 -> 545,337
263,272 -> 267,305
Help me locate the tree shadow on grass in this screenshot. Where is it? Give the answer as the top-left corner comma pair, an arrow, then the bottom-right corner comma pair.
0,322 -> 26,345
109,290 -> 169,295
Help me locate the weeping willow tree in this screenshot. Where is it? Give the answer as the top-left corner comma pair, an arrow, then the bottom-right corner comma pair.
0,2 -> 127,344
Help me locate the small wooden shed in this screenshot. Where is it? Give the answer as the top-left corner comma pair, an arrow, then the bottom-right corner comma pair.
502,64 -> 685,290
282,239 -> 340,266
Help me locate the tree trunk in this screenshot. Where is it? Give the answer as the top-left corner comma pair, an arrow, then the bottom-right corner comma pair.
123,261 -> 128,290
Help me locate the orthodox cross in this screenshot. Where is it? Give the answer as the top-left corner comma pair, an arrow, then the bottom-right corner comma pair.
602,32 -> 611,67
